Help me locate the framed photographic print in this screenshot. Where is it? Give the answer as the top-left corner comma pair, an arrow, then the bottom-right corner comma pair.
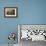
4,7 -> 18,18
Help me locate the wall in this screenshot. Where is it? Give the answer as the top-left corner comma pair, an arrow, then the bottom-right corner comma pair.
0,0 -> 46,44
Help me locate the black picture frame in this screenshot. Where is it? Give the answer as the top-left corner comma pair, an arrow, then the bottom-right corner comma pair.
4,7 -> 18,18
